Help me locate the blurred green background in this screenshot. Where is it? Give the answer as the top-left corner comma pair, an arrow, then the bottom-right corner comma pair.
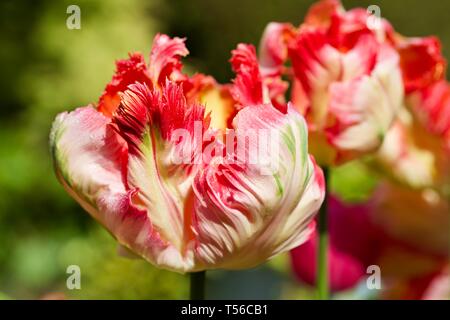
0,0 -> 448,299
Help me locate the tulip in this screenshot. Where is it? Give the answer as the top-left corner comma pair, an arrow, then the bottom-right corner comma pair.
267,0 -> 446,168
286,1 -> 448,179
282,0 -> 404,165
50,34 -> 325,273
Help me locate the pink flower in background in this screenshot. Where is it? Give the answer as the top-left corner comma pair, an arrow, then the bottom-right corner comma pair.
290,196 -> 379,292
50,34 -> 325,272
290,185 -> 449,297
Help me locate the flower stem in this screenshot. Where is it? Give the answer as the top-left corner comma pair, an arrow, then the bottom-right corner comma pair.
190,271 -> 206,300
317,167 -> 329,300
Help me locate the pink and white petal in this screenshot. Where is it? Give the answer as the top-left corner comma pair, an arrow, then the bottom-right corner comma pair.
326,77 -> 389,153
327,55 -> 402,159
329,7 -> 394,48
372,44 -> 404,113
341,34 -> 378,81
192,104 -> 324,269
50,107 -> 167,263
149,34 -> 189,86
95,188 -> 193,272
288,30 -> 342,127
272,157 -> 324,254
259,22 -> 295,77
112,82 -> 206,262
50,106 -> 128,219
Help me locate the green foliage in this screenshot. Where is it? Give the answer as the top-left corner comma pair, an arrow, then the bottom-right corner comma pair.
330,161 -> 379,203
60,228 -> 188,299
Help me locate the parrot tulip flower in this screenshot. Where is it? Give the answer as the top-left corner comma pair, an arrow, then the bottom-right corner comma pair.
285,0 -> 404,165
258,0 -> 446,170
50,34 -> 325,272
257,0 -> 404,165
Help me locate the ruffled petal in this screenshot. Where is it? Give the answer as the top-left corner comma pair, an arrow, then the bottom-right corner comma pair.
97,34 -> 195,118
230,44 -> 264,107
50,106 -> 128,219
290,30 -> 402,163
98,53 -> 151,117
192,104 -> 324,269
328,7 -> 394,48
286,1 -> 404,165
259,22 -> 295,77
111,82 -> 207,269
149,33 -> 189,86
49,107 -> 173,267
326,51 -> 402,160
288,30 -> 342,127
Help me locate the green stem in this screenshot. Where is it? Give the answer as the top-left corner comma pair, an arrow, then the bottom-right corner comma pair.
317,167 -> 329,300
190,271 -> 206,300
